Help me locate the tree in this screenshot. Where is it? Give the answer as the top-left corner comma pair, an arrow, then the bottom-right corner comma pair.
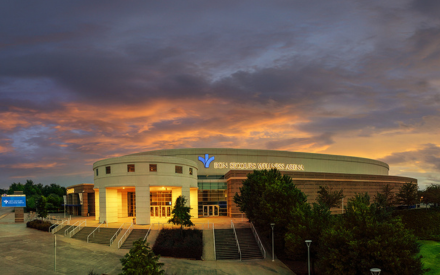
233,168 -> 308,251
317,193 -> 426,275
374,184 -> 395,208
422,184 -> 440,207
168,196 -> 194,231
285,201 -> 333,272
120,239 -> 164,275
316,185 -> 344,208
36,196 -> 48,218
396,182 -> 418,207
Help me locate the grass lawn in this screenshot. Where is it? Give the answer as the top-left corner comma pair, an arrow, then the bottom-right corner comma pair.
419,240 -> 440,275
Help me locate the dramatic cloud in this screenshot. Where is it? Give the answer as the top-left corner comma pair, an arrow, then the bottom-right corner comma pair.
0,0 -> 439,188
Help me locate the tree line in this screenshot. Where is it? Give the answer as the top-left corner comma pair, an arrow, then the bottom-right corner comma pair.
1,180 -> 66,214
234,169 -> 430,275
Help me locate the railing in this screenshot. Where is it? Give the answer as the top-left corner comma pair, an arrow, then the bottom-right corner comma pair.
69,219 -> 87,238
231,221 -> 242,261
118,222 -> 134,249
87,221 -> 106,243
213,223 -> 216,260
64,220 -> 80,236
52,219 -> 70,234
143,223 -> 152,242
110,223 -> 125,246
48,221 -> 59,232
250,222 -> 266,259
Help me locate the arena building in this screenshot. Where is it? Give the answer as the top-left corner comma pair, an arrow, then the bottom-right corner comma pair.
89,148 -> 416,225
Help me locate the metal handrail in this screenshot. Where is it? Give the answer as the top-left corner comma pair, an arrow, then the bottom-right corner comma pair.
213,223 -> 216,260
52,219 -> 70,234
87,222 -> 105,243
110,223 -> 125,246
69,220 -> 87,238
250,222 -> 266,259
118,222 -> 134,249
231,221 -> 241,261
143,223 -> 152,242
64,220 -> 80,236
49,221 -> 60,232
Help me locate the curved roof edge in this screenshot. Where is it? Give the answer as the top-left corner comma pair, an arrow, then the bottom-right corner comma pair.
129,148 -> 390,170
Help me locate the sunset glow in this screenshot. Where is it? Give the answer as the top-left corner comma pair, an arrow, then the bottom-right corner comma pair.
1,1 -> 440,189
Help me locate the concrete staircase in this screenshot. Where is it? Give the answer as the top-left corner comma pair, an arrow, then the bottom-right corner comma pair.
70,227 -> 96,241
236,228 -> 264,260
214,229 -> 240,260
87,228 -> 119,245
119,229 -> 150,249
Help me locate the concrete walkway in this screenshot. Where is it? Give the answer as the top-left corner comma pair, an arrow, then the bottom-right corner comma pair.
0,211 -> 294,274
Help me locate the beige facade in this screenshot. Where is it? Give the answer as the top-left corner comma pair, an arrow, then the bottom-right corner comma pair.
93,155 -> 198,225
83,148 -> 418,222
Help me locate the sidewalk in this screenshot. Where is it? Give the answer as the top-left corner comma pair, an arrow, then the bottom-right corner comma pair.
0,212 -> 294,274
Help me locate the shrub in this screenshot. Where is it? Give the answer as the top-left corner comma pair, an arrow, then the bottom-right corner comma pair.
393,208 -> 440,241
120,239 -> 164,275
26,219 -> 53,231
153,228 -> 203,259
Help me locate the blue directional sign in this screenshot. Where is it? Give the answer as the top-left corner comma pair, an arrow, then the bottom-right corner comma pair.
1,196 -> 26,207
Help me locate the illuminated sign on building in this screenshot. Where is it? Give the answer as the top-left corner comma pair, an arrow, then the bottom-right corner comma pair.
213,162 -> 305,171
198,154 -> 215,168
1,195 -> 26,207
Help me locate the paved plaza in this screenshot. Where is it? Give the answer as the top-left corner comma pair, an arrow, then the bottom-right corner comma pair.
0,208 -> 294,274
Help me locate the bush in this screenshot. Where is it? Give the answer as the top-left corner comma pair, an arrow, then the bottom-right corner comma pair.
153,228 -> 203,259
393,208 -> 440,241
120,239 -> 164,275
26,219 -> 53,231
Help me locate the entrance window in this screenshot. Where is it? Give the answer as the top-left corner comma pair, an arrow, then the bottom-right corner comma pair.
127,164 -> 135,172
128,192 -> 136,217
150,191 -> 172,217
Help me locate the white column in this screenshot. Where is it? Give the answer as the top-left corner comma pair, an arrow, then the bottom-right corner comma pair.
136,186 -> 150,225
95,190 -> 100,221
106,188 -> 118,223
190,188 -> 198,219
182,186 -> 190,207
99,189 -> 106,223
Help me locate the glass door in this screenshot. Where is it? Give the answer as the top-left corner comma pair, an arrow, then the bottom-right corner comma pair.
203,205 -> 219,217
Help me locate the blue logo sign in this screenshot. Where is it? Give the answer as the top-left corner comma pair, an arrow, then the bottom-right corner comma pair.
2,196 -> 26,207
198,154 -> 215,168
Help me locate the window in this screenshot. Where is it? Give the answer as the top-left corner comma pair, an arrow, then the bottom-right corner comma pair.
175,165 -> 182,174
96,169 -> 99,176
189,168 -> 193,175
150,164 -> 157,172
127,164 -> 135,172
106,166 -> 111,174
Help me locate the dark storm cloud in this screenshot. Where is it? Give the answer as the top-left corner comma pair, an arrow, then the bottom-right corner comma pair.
411,0 -> 440,17
1,0 -> 440,188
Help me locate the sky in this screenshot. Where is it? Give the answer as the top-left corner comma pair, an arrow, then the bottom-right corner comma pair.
1,0 -> 440,190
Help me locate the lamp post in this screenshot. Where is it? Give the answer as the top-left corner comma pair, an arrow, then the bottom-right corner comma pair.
305,240 -> 312,275
420,196 -> 423,208
370,268 -> 381,275
270,223 -> 275,262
